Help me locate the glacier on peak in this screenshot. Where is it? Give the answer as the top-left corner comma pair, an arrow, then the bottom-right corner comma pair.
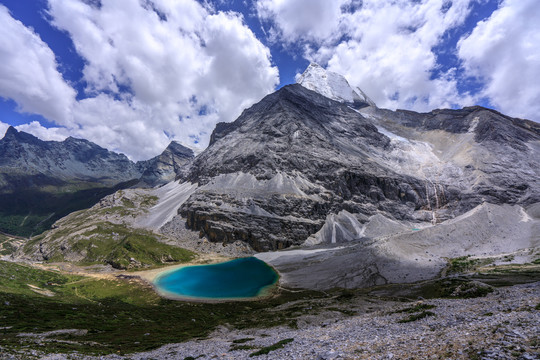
296,63 -> 376,108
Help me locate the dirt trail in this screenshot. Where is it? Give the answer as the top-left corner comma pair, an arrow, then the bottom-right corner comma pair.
30,253 -> 231,287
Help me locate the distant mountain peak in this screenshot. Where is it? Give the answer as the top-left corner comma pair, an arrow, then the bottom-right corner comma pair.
4,126 -> 17,137
296,63 -> 376,109
64,136 -> 84,142
166,141 -> 194,158
2,126 -> 42,144
137,140 -> 194,187
0,127 -> 142,185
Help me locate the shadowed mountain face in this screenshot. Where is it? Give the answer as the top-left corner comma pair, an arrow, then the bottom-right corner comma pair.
178,79 -> 540,251
138,141 -> 194,187
0,127 -> 141,192
0,128 -> 197,236
0,127 -> 145,236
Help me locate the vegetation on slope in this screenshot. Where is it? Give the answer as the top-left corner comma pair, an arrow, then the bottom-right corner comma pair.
0,179 -> 138,237
1,260 -> 538,357
56,221 -> 194,269
19,190 -> 187,270
0,260 -> 345,356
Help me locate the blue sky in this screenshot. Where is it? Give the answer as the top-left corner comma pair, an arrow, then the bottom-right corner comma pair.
0,0 -> 539,160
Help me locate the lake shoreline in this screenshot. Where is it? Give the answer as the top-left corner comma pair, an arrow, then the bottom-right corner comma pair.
150,257 -> 280,302
134,253 -> 231,282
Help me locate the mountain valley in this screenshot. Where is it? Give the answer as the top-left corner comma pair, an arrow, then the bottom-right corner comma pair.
0,64 -> 539,359
0,128 -> 193,237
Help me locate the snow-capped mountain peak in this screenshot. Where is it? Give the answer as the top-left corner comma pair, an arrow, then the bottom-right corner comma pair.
296,63 -> 376,108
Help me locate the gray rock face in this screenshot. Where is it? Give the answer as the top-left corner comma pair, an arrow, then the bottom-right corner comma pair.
177,81 -> 540,252
0,127 -> 198,236
364,105 -> 540,208
138,141 -> 194,187
0,127 -> 150,236
0,126 -> 141,191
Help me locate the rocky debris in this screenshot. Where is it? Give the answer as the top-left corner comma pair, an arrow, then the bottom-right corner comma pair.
171,63 -> 540,254
258,202 -> 540,290
135,180 -> 198,230
449,280 -> 494,298
17,329 -> 88,338
26,284 -> 55,297
32,281 -> 540,360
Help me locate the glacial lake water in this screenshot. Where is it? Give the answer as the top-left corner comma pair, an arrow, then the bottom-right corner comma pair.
154,257 -> 279,300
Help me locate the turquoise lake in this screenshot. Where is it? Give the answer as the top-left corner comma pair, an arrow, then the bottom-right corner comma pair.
154,257 -> 279,299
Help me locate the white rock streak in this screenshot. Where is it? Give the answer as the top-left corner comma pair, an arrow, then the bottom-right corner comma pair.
137,181 -> 197,230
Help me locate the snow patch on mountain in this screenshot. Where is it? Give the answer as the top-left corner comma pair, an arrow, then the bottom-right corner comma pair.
296,63 -> 376,108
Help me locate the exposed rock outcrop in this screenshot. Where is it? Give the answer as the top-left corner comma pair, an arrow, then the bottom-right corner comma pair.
138,141 -> 194,187
177,76 -> 539,251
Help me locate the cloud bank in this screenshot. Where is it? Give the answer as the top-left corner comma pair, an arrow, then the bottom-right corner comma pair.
257,0 -> 477,112
458,0 -> 540,120
257,0 -> 540,120
0,1 -> 278,160
0,5 -> 76,125
1,0 -> 539,160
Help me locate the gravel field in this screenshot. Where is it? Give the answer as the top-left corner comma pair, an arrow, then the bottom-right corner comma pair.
13,281 -> 537,360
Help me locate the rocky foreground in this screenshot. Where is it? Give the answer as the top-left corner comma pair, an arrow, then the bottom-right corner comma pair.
25,281 -> 538,360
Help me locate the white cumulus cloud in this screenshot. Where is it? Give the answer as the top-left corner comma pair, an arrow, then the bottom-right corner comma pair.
458,0 -> 540,121
0,5 -> 76,125
0,121 -> 10,138
257,0 -> 478,112
71,94 -> 173,158
14,121 -> 69,142
0,1 -> 278,160
323,0 -> 476,111
45,0 -> 279,159
256,0 -> 349,43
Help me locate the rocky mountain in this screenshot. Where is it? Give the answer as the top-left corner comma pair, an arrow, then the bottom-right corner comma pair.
176,64 -> 539,253
7,63 -> 539,291
0,127 -> 193,236
138,141 -> 194,187
0,126 -> 141,192
108,62 -> 537,290
181,83 -> 395,251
